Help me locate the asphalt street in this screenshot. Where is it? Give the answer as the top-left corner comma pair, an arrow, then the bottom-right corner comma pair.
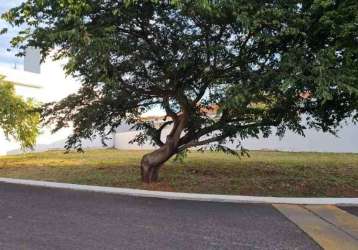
339,206 -> 358,217
0,183 -> 323,250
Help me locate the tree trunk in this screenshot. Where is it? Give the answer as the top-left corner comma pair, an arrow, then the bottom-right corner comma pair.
140,113 -> 188,183
140,143 -> 175,183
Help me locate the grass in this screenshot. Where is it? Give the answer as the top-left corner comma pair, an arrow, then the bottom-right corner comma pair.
0,149 -> 357,197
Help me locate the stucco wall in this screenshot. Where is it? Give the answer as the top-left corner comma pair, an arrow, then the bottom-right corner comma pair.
113,123 -> 358,153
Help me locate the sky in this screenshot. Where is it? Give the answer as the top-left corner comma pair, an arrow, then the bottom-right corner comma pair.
0,0 -> 24,69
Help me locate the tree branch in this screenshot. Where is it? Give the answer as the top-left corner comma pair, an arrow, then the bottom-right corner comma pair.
178,133 -> 227,152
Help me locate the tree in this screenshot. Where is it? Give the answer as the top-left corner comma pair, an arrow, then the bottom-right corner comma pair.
3,0 -> 357,182
0,75 -> 40,149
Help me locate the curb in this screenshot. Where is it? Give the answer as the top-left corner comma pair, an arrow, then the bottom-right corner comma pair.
0,177 -> 357,205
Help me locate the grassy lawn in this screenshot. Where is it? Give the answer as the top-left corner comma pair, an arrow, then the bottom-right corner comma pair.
0,149 -> 357,197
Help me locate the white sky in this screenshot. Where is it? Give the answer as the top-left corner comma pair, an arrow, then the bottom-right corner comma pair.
0,0 -> 24,69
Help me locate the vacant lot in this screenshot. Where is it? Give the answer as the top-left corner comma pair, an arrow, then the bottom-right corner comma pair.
0,149 -> 357,197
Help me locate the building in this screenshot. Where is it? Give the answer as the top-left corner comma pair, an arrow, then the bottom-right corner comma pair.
0,50 -> 357,155
0,50 -> 106,155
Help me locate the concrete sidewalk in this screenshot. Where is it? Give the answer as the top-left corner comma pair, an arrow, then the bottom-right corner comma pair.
275,204 -> 358,250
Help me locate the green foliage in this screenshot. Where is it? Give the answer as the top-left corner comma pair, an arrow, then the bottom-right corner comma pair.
0,75 -> 40,149
2,0 -> 357,154
172,149 -> 188,163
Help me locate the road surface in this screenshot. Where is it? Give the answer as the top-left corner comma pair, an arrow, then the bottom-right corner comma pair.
0,182 -> 323,250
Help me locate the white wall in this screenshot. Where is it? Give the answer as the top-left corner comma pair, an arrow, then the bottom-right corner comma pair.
114,128 -> 172,150
113,123 -> 358,153
115,131 -> 158,150
24,47 -> 41,74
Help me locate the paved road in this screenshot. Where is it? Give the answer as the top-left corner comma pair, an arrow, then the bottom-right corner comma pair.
0,183 -> 321,250
339,206 -> 358,217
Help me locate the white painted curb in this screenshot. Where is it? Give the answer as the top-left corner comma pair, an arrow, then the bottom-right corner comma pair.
0,177 -> 357,205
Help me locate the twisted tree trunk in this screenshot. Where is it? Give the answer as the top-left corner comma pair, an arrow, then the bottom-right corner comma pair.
140,114 -> 187,183
140,143 -> 176,183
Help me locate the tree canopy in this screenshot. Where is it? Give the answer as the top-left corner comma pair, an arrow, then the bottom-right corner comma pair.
0,75 -> 40,149
3,0 -> 357,182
